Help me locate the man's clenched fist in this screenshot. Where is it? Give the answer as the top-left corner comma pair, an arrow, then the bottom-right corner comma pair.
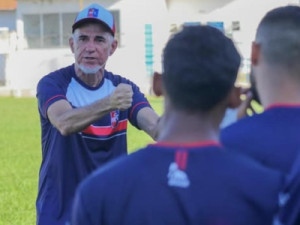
109,83 -> 133,110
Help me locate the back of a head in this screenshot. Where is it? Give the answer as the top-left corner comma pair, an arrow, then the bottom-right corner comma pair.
256,6 -> 300,73
162,25 -> 241,111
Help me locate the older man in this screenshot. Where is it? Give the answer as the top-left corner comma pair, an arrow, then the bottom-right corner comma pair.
36,3 -> 159,225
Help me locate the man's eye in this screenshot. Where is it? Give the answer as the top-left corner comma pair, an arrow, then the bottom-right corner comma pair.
78,36 -> 88,42
95,38 -> 105,43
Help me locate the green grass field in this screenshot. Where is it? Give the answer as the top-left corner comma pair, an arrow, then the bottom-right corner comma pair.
0,96 -> 163,225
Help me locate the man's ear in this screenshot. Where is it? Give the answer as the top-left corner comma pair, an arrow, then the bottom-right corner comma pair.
227,86 -> 242,109
69,37 -> 75,53
152,72 -> 163,96
251,42 -> 260,66
109,39 -> 118,56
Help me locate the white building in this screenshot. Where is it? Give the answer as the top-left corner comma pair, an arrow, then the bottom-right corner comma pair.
0,0 -> 17,87
0,0 -> 299,96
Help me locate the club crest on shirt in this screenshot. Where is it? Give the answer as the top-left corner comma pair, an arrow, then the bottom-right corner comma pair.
167,162 -> 190,188
168,150 -> 190,188
110,110 -> 120,128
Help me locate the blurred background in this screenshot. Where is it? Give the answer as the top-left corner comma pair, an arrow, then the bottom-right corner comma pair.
0,1 -> 298,224
0,0 -> 299,97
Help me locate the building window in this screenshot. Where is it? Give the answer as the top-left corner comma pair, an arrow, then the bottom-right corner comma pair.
232,21 -> 240,31
23,10 -> 120,49
62,13 -> 76,46
23,14 -> 41,48
23,12 -> 76,49
43,13 -> 60,47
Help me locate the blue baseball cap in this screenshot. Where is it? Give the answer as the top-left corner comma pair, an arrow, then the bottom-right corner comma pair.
72,3 -> 115,36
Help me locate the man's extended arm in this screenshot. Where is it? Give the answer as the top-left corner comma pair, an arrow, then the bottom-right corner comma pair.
136,107 -> 160,140
47,83 -> 133,136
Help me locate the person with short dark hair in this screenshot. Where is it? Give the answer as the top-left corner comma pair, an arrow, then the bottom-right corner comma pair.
70,25 -> 283,225
36,3 -> 159,225
221,5 -> 300,174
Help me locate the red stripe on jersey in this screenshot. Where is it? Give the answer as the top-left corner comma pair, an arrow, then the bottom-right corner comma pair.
43,95 -> 66,117
82,120 -> 127,136
266,103 -> 300,111
175,151 -> 188,170
152,141 -> 221,148
129,102 -> 149,119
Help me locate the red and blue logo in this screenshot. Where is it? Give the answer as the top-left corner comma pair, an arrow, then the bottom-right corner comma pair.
110,110 -> 120,128
167,150 -> 190,188
88,8 -> 99,18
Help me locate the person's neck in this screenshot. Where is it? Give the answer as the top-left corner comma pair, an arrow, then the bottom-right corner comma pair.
157,110 -> 221,144
75,66 -> 104,87
260,75 -> 300,108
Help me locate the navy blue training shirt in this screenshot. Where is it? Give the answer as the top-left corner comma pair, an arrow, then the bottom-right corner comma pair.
71,141 -> 283,225
276,152 -> 300,225
36,64 -> 151,225
221,104 -> 300,174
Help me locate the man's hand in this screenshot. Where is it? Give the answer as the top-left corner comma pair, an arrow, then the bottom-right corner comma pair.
109,83 -> 133,111
237,88 -> 257,119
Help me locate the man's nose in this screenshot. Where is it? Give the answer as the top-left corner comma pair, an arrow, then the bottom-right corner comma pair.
85,40 -> 96,52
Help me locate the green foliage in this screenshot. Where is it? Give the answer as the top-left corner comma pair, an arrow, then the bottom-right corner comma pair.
0,96 -> 163,225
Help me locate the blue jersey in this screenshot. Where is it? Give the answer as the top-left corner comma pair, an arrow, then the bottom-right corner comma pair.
276,153 -> 300,225
221,105 -> 300,174
71,142 -> 283,225
36,64 -> 151,225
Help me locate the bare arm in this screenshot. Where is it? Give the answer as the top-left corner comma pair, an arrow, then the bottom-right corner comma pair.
48,83 -> 133,136
136,107 -> 160,140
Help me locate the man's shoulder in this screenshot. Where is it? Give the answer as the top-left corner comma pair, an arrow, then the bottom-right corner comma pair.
104,70 -> 139,87
221,112 -> 267,138
223,148 -> 274,172
220,148 -> 284,189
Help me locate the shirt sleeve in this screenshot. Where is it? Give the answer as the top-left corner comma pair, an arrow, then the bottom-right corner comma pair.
128,82 -> 152,129
36,75 -> 67,119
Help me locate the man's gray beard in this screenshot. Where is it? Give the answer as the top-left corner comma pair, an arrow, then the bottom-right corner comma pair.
78,64 -> 102,75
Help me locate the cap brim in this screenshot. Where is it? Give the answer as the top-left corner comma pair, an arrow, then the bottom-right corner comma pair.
72,18 -> 114,36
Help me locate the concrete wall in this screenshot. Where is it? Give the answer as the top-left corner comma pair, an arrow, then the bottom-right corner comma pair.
166,0 -> 236,24
0,54 -> 7,85
5,48 -> 73,95
165,0 -> 299,59
204,0 -> 300,59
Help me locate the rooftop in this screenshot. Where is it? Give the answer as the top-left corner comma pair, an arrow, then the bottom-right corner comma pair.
0,0 -> 17,10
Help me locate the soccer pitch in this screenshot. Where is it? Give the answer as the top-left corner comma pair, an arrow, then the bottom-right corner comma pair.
0,96 -> 163,225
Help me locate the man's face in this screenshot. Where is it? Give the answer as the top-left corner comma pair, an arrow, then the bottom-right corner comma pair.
70,23 -> 117,73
